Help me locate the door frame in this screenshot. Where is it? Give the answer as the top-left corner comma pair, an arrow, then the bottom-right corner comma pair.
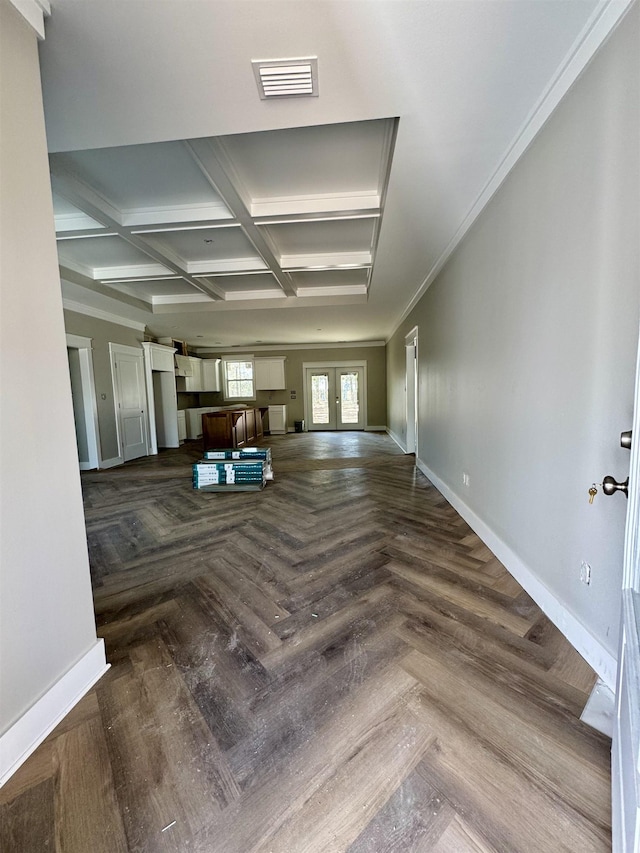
302,360 -> 368,431
613,325 -> 640,851
66,334 -> 101,470
109,342 -> 149,462
405,327 -> 419,455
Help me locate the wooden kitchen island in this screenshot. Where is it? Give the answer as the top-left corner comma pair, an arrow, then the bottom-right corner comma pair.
202,406 -> 268,450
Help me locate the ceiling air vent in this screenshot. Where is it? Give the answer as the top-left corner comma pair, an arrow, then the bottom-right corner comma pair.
252,57 -> 318,100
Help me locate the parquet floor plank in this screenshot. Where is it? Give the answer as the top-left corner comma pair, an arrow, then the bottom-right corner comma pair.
0,432 -> 611,851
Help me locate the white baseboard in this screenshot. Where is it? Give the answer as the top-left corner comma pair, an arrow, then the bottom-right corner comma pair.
0,639 -> 109,787
365,425 -> 387,433
99,456 -> 122,469
387,428 -> 407,453
580,678 -> 615,737
415,457 -> 618,690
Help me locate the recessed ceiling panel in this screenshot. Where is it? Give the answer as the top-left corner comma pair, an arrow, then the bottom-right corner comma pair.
291,268 -> 370,289
197,272 -> 281,294
51,141 -> 232,218
219,120 -> 392,200
262,218 -> 376,257
144,226 -> 260,264
52,193 -> 104,231
106,278 -> 209,301
57,235 -> 168,276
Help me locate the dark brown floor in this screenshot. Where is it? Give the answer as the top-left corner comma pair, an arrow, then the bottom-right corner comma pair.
1,432 -> 611,852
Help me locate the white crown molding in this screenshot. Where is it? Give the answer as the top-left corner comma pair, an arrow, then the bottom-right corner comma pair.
8,0 -> 50,39
63,298 -> 147,331
281,252 -> 371,269
223,289 -> 284,301
194,340 -> 386,354
188,258 -> 268,275
121,202 -> 234,227
296,285 -> 368,297
151,293 -> 213,305
390,0 -> 636,338
96,263 -> 172,281
54,212 -> 105,232
251,191 -> 380,218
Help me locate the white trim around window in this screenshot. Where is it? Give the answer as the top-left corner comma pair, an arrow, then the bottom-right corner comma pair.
221,355 -> 256,402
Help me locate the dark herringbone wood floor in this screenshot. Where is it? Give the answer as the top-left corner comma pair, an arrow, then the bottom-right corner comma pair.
1,432 -> 611,852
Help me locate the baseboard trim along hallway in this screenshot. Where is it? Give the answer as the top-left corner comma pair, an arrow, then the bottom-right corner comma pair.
416,456 -> 618,690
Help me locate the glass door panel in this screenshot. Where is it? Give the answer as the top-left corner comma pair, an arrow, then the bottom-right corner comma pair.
307,369 -> 336,430
338,368 -> 364,429
311,374 -> 331,425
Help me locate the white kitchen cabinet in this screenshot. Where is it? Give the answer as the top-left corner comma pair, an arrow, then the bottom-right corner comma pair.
201,359 -> 221,392
176,357 -> 204,392
176,357 -> 220,393
147,343 -> 175,372
177,410 -> 187,442
255,357 -> 286,390
268,404 -> 287,434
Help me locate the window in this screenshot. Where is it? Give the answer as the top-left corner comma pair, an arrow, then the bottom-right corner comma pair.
222,357 -> 255,400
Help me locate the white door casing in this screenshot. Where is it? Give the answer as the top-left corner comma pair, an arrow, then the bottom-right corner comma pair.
613,327 -> 640,852
405,327 -> 418,455
110,343 -> 149,462
66,334 -> 101,470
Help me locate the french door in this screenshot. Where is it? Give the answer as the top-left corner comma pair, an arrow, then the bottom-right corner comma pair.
305,366 -> 365,430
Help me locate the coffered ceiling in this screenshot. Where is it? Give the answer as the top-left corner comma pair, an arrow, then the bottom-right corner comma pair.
51,120 -> 393,314
39,0 -> 632,349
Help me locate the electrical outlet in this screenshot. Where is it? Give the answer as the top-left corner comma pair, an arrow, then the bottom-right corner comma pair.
580,561 -> 592,585
462,472 -> 470,487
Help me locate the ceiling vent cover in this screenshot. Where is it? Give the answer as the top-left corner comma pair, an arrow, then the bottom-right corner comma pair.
252,57 -> 318,99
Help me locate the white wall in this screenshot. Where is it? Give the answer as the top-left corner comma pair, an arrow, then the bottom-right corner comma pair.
0,0 -> 105,776
387,6 -> 639,680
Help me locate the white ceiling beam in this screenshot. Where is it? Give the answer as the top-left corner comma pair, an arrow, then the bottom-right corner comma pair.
49,166 -> 224,302
184,139 -> 297,298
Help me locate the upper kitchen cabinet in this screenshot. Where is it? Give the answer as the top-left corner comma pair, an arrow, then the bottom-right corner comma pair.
175,356 -> 220,393
202,359 -> 221,392
255,357 -> 286,391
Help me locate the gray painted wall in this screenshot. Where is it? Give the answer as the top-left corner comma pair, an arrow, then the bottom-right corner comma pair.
387,7 -> 639,660
1,3 -> 99,734
198,345 -> 388,428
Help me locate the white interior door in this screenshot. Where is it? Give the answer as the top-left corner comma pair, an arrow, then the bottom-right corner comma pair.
306,367 -> 364,430
613,331 -> 640,851
112,347 -> 148,461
